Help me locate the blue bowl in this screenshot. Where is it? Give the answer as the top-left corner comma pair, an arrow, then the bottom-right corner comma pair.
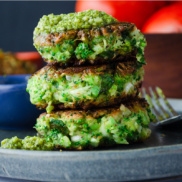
0,75 -> 42,130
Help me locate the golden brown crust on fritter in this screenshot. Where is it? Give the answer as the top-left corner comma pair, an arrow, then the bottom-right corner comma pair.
34,22 -> 134,47
39,97 -> 149,121
33,58 -> 138,77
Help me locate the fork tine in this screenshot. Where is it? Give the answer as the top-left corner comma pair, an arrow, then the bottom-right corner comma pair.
142,87 -> 161,122
149,87 -> 171,119
155,86 -> 178,116
142,86 -> 181,126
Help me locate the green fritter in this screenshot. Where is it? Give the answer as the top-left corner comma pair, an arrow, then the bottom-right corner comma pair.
26,60 -> 144,113
33,10 -> 146,66
34,98 -> 155,150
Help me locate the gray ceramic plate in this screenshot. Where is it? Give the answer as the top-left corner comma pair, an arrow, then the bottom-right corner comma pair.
0,99 -> 182,182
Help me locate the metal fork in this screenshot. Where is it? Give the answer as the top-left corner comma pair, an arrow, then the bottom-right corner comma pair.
142,86 -> 182,126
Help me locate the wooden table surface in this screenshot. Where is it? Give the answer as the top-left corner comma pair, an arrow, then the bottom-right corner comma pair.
143,34 -> 182,98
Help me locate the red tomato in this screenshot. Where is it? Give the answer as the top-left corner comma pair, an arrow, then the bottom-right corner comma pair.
15,52 -> 41,61
14,52 -> 43,68
75,1 -> 168,29
142,2 -> 182,33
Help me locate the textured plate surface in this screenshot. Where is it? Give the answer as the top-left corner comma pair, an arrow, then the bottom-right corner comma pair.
0,99 -> 182,182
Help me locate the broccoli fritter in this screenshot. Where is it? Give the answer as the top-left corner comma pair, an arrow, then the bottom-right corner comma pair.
34,98 -> 155,150
33,10 -> 146,66
26,60 -> 144,113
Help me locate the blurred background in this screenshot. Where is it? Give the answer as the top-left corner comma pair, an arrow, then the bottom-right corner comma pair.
0,1 -> 182,97
0,1 -> 76,52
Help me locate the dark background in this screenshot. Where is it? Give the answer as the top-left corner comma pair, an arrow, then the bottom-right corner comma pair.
0,1 -> 76,52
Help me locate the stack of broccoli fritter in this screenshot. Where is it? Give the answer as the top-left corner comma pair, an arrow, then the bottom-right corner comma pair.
26,10 -> 155,150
